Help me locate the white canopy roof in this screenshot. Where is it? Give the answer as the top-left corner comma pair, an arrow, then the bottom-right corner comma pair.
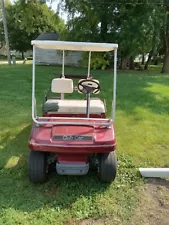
31,40 -> 118,52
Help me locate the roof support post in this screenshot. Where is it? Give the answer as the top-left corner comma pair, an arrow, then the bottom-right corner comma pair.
61,50 -> 65,100
87,51 -> 91,79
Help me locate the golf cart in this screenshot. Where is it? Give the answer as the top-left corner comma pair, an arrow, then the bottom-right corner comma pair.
28,40 -> 118,183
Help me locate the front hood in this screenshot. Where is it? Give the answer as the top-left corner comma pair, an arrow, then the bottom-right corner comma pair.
30,122 -> 116,147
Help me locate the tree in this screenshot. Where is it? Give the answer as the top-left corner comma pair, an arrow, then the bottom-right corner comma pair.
143,4 -> 162,70
58,0 -> 169,72
3,0 -> 65,58
161,0 -> 169,73
59,0 -> 161,69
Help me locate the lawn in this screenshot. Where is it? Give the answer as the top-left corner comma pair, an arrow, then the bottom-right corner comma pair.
0,64 -> 169,225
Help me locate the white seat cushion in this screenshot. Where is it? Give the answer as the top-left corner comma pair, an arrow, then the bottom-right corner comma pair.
45,99 -> 105,114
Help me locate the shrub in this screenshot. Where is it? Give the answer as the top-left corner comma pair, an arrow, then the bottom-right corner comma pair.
0,55 -> 7,60
80,52 -> 110,70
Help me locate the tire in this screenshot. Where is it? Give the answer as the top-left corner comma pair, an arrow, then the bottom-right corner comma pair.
98,151 -> 117,183
28,151 -> 49,183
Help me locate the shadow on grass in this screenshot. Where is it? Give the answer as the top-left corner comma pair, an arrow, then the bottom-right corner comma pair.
0,125 -> 31,170
0,125 -> 109,214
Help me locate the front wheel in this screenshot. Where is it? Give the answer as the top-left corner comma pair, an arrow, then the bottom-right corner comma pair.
98,151 -> 117,183
28,151 -> 49,183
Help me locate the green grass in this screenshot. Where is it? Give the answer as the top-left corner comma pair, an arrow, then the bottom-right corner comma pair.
0,64 -> 169,224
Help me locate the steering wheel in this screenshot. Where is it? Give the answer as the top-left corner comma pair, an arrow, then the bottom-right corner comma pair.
77,79 -> 100,94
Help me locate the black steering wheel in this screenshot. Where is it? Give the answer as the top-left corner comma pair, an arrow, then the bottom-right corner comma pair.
77,79 -> 100,94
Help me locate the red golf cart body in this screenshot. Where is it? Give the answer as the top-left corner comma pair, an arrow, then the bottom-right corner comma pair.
29,118 -> 116,164
28,40 -> 118,183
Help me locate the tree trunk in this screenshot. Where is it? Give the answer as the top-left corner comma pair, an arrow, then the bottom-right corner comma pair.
119,57 -> 122,69
119,57 -> 128,69
21,51 -> 24,59
141,54 -> 145,65
100,6 -> 108,42
1,0 -> 11,65
154,58 -> 158,65
153,53 -> 158,65
100,20 -> 108,42
144,51 -> 153,70
161,51 -> 169,73
144,20 -> 157,70
129,56 -> 134,69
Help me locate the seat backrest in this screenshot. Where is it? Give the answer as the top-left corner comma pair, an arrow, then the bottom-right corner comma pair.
51,78 -> 73,93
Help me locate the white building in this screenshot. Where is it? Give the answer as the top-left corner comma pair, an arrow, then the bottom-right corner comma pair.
35,48 -> 82,66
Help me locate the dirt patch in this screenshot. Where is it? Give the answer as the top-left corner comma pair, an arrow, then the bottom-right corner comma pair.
65,178 -> 169,225
77,218 -> 106,225
65,218 -> 110,225
130,178 -> 169,225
